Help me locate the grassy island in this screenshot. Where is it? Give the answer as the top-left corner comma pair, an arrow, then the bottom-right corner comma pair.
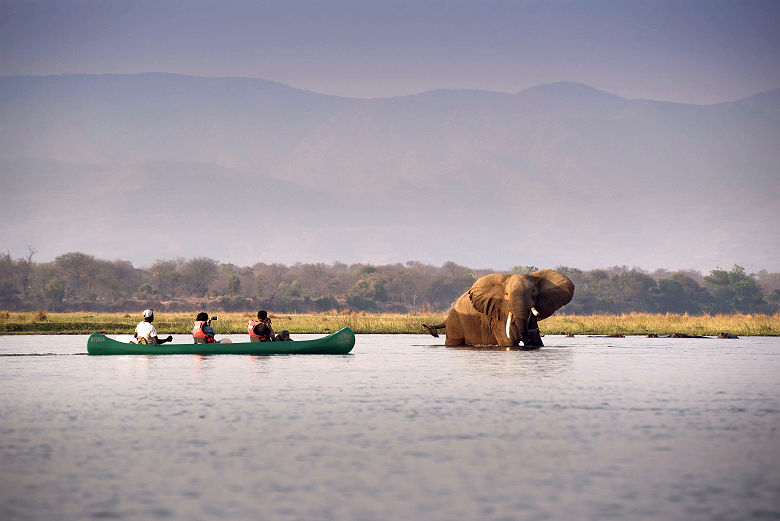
1,311 -> 779,336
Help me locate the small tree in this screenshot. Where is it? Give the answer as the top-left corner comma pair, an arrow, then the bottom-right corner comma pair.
227,274 -> 241,296
20,246 -> 36,297
182,257 -> 218,297
45,277 -> 66,305
704,265 -> 766,313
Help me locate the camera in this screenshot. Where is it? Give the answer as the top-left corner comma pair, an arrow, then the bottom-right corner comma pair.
210,315 -> 218,322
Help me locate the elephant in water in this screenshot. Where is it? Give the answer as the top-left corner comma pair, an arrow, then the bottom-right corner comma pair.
423,269 -> 575,348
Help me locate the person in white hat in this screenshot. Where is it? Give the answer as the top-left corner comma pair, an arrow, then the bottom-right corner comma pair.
134,309 -> 173,345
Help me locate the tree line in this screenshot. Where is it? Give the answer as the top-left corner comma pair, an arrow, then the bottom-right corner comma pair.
1,250 -> 778,315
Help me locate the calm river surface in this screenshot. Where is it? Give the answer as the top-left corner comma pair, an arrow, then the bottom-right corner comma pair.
1,334 -> 778,521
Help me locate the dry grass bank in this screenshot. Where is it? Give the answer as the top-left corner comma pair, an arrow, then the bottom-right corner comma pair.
541,313 -> 780,337
0,311 -> 447,335
1,311 -> 778,336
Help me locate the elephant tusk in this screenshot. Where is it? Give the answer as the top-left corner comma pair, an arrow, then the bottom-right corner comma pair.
506,312 -> 512,339
531,307 -> 539,317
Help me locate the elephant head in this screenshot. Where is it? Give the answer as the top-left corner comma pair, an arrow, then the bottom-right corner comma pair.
468,270 -> 574,347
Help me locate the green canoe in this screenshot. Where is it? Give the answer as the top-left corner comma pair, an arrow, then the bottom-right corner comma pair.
86,327 -> 355,355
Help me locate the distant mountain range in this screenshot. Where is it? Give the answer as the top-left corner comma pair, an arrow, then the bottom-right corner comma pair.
1,74 -> 778,271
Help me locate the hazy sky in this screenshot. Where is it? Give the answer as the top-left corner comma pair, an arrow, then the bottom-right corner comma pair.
1,0 -> 779,103
1,0 -> 779,272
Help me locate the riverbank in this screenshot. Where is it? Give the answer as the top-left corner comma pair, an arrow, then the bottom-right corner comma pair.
1,311 -> 778,336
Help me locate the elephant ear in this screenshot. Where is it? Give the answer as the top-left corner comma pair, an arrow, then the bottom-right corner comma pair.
468,273 -> 511,320
530,270 -> 575,319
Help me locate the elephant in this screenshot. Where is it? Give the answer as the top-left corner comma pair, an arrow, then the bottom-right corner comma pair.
423,269 -> 575,348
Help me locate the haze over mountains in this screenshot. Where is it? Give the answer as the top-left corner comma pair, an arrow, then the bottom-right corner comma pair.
1,74 -> 778,271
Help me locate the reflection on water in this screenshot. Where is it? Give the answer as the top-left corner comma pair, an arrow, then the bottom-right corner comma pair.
445,346 -> 575,381
0,334 -> 778,521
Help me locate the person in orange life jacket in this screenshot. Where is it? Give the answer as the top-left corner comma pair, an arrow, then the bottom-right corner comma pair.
192,312 -> 217,344
248,310 -> 275,342
134,309 -> 173,345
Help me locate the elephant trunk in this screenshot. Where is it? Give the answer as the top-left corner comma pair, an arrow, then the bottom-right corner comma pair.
526,308 -> 543,347
507,307 -> 543,347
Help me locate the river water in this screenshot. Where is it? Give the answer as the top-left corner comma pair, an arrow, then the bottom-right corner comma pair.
1,334 -> 778,521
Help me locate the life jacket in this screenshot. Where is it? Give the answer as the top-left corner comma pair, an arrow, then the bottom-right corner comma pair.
248,319 -> 271,342
192,320 -> 216,343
